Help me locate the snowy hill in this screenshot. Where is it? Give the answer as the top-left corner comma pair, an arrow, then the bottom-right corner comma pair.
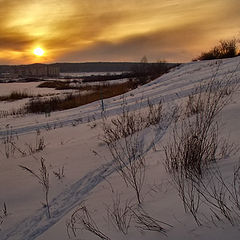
0,56 -> 240,240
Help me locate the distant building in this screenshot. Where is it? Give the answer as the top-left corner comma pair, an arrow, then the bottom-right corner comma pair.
11,64 -> 59,78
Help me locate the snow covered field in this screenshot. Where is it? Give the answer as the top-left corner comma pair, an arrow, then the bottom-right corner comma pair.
0,81 -> 79,113
0,76 -> 129,115
0,57 -> 240,240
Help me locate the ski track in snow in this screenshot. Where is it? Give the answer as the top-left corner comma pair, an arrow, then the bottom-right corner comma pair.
1,60 -> 237,138
0,58 -> 239,239
0,120 -> 168,240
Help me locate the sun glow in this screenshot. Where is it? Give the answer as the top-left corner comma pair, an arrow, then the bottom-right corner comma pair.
33,47 -> 45,56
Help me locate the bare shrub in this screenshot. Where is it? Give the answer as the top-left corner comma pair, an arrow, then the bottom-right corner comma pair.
165,119 -> 218,177
107,133 -> 146,204
19,157 -> 51,218
131,207 -> 172,234
194,164 -> 240,226
174,163 -> 240,226
165,70 -> 240,226
168,157 -> 240,226
103,99 -> 166,204
103,102 -> 144,144
170,169 -> 203,225
165,76 -> 236,177
103,99 -> 163,144
66,203 -> 111,240
194,38 -> 239,61
106,194 -> 133,235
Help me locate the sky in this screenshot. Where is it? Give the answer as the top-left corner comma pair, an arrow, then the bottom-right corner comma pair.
0,0 -> 239,64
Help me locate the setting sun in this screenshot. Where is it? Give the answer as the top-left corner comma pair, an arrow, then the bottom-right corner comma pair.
33,47 -> 45,56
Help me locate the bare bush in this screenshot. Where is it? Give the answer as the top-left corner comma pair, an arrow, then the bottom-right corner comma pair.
131,207 -> 172,234
108,132 -> 146,204
103,99 -> 166,204
103,99 -> 163,144
165,76 -> 236,177
103,103 -> 144,144
174,163 -> 240,226
106,194 -> 133,234
194,38 -> 239,61
165,70 -> 240,226
195,164 -> 240,226
66,203 -> 111,240
19,157 -> 51,218
168,154 -> 240,226
170,168 -> 203,225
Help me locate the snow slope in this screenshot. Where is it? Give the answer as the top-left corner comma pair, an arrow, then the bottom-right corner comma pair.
0,57 -> 240,240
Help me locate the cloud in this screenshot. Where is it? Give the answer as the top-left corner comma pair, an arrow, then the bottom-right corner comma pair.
0,0 -> 239,63
0,28 -> 36,51
57,17 -> 230,62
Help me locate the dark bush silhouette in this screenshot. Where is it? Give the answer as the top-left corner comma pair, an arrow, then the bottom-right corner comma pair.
194,38 -> 239,61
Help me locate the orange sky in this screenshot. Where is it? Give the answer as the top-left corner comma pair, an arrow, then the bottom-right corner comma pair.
0,0 -> 239,64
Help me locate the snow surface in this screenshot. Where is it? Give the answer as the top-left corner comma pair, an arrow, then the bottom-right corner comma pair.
0,81 -> 79,114
0,57 -> 240,240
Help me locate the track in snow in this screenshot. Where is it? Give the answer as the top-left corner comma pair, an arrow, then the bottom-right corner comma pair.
0,121 -> 168,240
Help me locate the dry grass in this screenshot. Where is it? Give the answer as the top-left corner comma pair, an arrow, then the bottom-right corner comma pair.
103,99 -> 163,144
164,75 -> 237,177
0,91 -> 35,101
164,71 -> 239,226
26,80 -> 138,113
67,203 -> 111,240
19,157 -> 51,218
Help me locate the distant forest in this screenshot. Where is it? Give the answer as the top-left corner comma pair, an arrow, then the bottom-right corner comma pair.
0,62 -> 177,73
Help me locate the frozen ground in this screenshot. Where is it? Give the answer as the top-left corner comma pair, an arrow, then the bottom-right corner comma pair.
0,57 -> 240,240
